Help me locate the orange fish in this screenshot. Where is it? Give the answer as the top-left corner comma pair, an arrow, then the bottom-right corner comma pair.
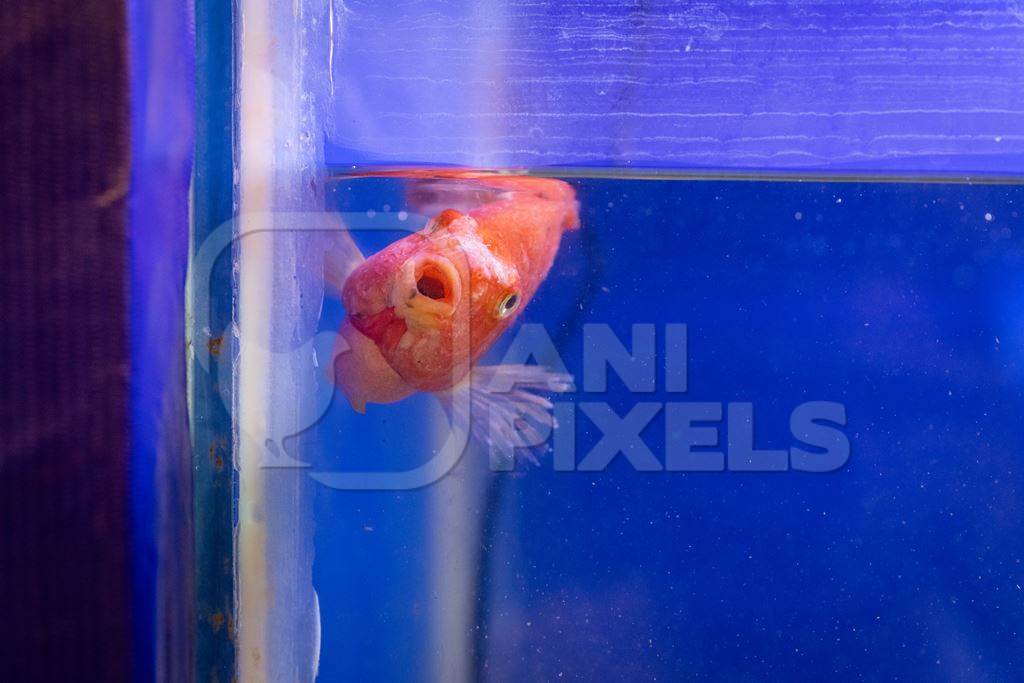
326,173 -> 579,453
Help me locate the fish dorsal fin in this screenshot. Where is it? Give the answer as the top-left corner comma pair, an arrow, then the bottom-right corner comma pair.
442,364 -> 574,468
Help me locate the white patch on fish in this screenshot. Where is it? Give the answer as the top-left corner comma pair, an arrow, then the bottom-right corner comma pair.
445,221 -> 517,286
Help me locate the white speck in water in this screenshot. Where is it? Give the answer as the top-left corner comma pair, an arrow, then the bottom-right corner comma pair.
397,211 -> 408,221
607,201 -> 615,208
995,136 -> 1003,142
366,209 -> 377,218
984,212 -> 994,222
835,197 -> 842,204
794,211 -> 803,220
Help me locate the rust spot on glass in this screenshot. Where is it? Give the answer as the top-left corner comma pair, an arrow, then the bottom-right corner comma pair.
209,439 -> 226,471
210,611 -> 225,632
207,334 -> 224,357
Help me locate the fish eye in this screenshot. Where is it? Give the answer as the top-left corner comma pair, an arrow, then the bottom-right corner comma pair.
496,291 -> 520,318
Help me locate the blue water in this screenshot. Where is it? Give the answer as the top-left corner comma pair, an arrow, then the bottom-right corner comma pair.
308,176 -> 1024,681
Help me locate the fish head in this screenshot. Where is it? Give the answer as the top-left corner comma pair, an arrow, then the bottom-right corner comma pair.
334,208 -> 524,408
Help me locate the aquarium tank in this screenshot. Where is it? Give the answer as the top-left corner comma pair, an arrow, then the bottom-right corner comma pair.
127,0 -> 1024,681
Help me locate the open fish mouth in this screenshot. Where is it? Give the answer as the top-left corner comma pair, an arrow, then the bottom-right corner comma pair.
389,253 -> 462,329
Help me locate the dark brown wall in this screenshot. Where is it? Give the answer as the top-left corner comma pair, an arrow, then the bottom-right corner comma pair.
0,2 -> 132,680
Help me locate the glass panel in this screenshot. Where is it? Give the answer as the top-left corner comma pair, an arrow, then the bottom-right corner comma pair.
187,2 -> 1024,681
326,1 -> 1024,176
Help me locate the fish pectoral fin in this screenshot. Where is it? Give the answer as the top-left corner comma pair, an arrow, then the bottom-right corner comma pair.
451,364 -> 574,466
323,222 -> 365,296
